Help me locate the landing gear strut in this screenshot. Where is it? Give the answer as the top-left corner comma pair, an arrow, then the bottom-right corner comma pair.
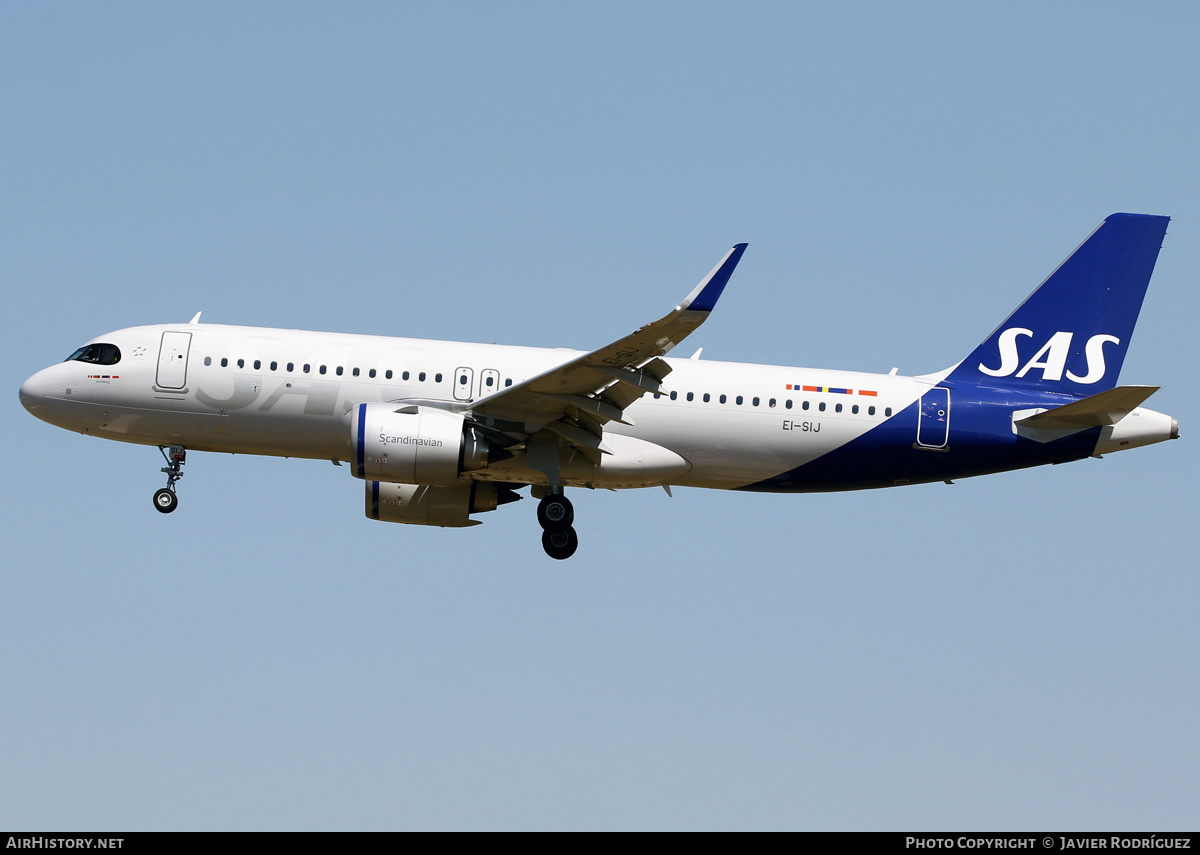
153,445 -> 186,514
537,489 -> 578,560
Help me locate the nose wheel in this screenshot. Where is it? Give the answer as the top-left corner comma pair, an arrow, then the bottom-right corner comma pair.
153,488 -> 178,513
537,490 -> 577,560
153,445 -> 186,514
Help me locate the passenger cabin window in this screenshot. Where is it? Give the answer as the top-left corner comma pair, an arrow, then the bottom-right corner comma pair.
253,360 -> 261,370
352,367 -> 359,377
204,357 -> 211,366
703,393 -> 711,403
402,371 -> 410,381
270,361 -> 278,371
287,362 -> 294,372
719,394 -> 727,404
319,365 -> 327,375
385,370 -> 393,380
336,366 -> 343,376
303,364 -> 311,373
419,372 -> 426,382
237,359 -> 245,368
221,358 -> 228,367
435,373 -> 442,383
687,392 -> 694,401
785,400 -> 792,409
369,369 -> 376,378
66,343 -> 122,365
505,378 -> 513,387
670,391 -> 677,400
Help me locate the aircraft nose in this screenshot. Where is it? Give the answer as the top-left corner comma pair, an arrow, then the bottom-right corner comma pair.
19,371 -> 46,413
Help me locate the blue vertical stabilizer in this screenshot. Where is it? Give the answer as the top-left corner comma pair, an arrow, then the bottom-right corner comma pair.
946,213 -> 1169,395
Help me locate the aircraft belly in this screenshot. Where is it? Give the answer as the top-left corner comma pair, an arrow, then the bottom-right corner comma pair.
186,407 -> 344,458
477,432 -> 691,489
736,390 -> 1111,493
45,398 -> 345,460
620,405 -> 879,489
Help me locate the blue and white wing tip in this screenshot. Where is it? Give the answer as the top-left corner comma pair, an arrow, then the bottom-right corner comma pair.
679,243 -> 748,314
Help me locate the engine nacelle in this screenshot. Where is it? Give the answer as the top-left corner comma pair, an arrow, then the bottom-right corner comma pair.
350,403 -> 490,486
366,481 -> 521,527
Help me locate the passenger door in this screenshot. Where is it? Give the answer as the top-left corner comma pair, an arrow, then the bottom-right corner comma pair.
156,331 -> 192,389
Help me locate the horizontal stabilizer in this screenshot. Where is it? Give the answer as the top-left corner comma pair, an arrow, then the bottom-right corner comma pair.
1014,385 -> 1159,430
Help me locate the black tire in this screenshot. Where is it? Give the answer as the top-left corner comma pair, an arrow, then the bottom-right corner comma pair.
153,488 -> 178,514
536,493 -> 574,530
541,526 -> 579,560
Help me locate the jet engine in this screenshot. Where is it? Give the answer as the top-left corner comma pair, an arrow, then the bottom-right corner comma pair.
350,403 -> 492,485
365,480 -> 522,527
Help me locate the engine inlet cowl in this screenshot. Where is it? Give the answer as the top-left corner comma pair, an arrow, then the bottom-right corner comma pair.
350,403 -> 492,485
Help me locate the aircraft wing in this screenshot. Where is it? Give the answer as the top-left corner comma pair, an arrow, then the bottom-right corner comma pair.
458,243 -> 747,453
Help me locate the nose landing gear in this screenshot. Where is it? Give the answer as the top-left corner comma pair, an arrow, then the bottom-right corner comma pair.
537,489 -> 577,560
153,445 -> 186,514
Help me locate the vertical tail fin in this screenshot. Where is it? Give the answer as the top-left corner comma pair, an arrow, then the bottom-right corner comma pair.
946,213 -> 1169,395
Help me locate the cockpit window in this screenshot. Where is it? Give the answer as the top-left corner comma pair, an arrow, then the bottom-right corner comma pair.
66,343 -> 122,365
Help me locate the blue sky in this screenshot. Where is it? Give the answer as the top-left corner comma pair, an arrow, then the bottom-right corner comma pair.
3,2 -> 1198,830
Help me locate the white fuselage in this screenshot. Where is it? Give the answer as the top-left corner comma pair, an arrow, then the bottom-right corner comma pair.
18,220 -> 1180,560
19,219 -> 1180,559
21,322 -> 926,491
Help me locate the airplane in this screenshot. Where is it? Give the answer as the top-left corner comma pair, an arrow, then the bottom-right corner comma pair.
19,213 -> 1179,559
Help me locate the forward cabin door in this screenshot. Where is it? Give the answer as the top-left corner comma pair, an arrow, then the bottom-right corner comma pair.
156,331 -> 192,389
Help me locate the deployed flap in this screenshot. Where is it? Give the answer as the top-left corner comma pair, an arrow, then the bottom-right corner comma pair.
461,243 -> 747,431
1015,385 -> 1159,430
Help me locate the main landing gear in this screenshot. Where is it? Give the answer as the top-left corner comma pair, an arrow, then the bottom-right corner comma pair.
153,445 -> 186,514
537,489 -> 578,560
